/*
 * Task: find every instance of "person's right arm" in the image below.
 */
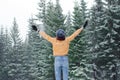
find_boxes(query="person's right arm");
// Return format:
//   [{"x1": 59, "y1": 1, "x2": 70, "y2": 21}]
[
  {"x1": 31, "y1": 25, "x2": 54, "y2": 43},
  {"x1": 39, "y1": 31, "x2": 54, "y2": 43}
]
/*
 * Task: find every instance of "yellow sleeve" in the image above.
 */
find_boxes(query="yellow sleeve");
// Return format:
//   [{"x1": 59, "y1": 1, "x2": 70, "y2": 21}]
[
  {"x1": 39, "y1": 31, "x2": 54, "y2": 43},
  {"x1": 66, "y1": 27, "x2": 83, "y2": 41}
]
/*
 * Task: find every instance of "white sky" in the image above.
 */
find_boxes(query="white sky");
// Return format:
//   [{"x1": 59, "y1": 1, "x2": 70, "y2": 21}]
[{"x1": 0, "y1": 0, "x2": 94, "y2": 40}]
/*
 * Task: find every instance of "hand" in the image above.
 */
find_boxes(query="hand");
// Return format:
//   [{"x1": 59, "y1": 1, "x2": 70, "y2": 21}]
[
  {"x1": 83, "y1": 20, "x2": 88, "y2": 29},
  {"x1": 31, "y1": 25, "x2": 40, "y2": 32}
]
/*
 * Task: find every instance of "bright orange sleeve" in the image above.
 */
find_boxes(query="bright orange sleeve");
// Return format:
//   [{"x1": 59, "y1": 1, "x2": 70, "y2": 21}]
[
  {"x1": 66, "y1": 27, "x2": 83, "y2": 41},
  {"x1": 39, "y1": 31, "x2": 54, "y2": 43}
]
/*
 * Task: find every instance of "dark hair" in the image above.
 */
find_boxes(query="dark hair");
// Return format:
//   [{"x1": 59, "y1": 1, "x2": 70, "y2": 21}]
[{"x1": 56, "y1": 29, "x2": 65, "y2": 40}]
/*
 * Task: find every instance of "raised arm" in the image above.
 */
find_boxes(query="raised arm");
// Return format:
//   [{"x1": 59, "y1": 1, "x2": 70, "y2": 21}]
[
  {"x1": 66, "y1": 20, "x2": 88, "y2": 41},
  {"x1": 66, "y1": 27, "x2": 83, "y2": 41},
  {"x1": 39, "y1": 31, "x2": 54, "y2": 43},
  {"x1": 31, "y1": 25, "x2": 54, "y2": 43}
]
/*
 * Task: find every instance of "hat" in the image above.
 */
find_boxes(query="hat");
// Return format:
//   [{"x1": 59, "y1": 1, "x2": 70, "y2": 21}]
[{"x1": 56, "y1": 29, "x2": 65, "y2": 40}]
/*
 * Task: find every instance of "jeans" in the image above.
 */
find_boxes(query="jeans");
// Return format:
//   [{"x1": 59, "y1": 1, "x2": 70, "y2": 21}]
[{"x1": 54, "y1": 56, "x2": 69, "y2": 80}]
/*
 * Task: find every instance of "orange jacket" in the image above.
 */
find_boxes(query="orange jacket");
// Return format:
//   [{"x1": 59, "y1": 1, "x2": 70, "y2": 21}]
[{"x1": 39, "y1": 27, "x2": 83, "y2": 56}]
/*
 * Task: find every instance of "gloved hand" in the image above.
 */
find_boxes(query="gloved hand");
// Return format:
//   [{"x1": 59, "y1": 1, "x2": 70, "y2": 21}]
[
  {"x1": 31, "y1": 25, "x2": 40, "y2": 32},
  {"x1": 83, "y1": 20, "x2": 88, "y2": 29}
]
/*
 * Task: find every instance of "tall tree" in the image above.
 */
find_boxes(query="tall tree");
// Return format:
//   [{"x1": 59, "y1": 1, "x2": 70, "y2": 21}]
[
  {"x1": 2, "y1": 28, "x2": 12, "y2": 80},
  {"x1": 36, "y1": 0, "x2": 66, "y2": 79},
  {"x1": 25, "y1": 17, "x2": 45, "y2": 80},
  {"x1": 37, "y1": 0, "x2": 46, "y2": 22},
  {"x1": 44, "y1": 0, "x2": 65, "y2": 35},
  {"x1": 102, "y1": 0, "x2": 120, "y2": 79},
  {"x1": 64, "y1": 11, "x2": 73, "y2": 36},
  {"x1": 69, "y1": 0, "x2": 90, "y2": 79},
  {"x1": 87, "y1": 0, "x2": 120, "y2": 79},
  {"x1": 87, "y1": 0, "x2": 108, "y2": 79},
  {"x1": 7, "y1": 18, "x2": 24, "y2": 80},
  {"x1": 80, "y1": 0, "x2": 87, "y2": 22},
  {"x1": 0, "y1": 26, "x2": 6, "y2": 80}
]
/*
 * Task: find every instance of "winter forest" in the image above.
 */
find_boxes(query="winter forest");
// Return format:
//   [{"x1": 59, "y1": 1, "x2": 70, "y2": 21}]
[{"x1": 0, "y1": 0, "x2": 120, "y2": 80}]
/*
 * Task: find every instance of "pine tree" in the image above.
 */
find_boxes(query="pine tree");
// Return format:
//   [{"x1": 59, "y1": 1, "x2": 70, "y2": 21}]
[
  {"x1": 69, "y1": 0, "x2": 91, "y2": 79},
  {"x1": 7, "y1": 18, "x2": 24, "y2": 80},
  {"x1": 87, "y1": 0, "x2": 108, "y2": 79},
  {"x1": 37, "y1": 1, "x2": 54, "y2": 79},
  {"x1": 102, "y1": 0, "x2": 120, "y2": 79},
  {"x1": 87, "y1": 0, "x2": 120, "y2": 79},
  {"x1": 36, "y1": 0, "x2": 66, "y2": 79},
  {"x1": 80, "y1": 0, "x2": 87, "y2": 22},
  {"x1": 0, "y1": 26, "x2": 6, "y2": 80},
  {"x1": 37, "y1": 0, "x2": 46, "y2": 22},
  {"x1": 44, "y1": 0, "x2": 65, "y2": 35},
  {"x1": 2, "y1": 28, "x2": 12, "y2": 80},
  {"x1": 69, "y1": 1, "x2": 82, "y2": 79},
  {"x1": 64, "y1": 11, "x2": 73, "y2": 36},
  {"x1": 24, "y1": 17, "x2": 44, "y2": 80}
]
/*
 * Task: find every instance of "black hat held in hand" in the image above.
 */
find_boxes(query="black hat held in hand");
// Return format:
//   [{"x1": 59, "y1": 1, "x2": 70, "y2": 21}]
[
  {"x1": 83, "y1": 20, "x2": 88, "y2": 28},
  {"x1": 32, "y1": 25, "x2": 38, "y2": 31}
]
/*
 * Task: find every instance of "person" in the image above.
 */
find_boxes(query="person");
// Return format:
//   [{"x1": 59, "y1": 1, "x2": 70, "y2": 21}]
[{"x1": 31, "y1": 20, "x2": 88, "y2": 80}]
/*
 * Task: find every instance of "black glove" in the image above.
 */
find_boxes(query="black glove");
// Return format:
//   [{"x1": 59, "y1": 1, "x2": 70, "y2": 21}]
[
  {"x1": 83, "y1": 20, "x2": 88, "y2": 28},
  {"x1": 31, "y1": 25, "x2": 38, "y2": 31}
]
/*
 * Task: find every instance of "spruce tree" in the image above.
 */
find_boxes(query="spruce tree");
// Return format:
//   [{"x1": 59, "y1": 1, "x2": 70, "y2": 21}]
[
  {"x1": 7, "y1": 18, "x2": 24, "y2": 80},
  {"x1": 87, "y1": 0, "x2": 108, "y2": 79},
  {"x1": 64, "y1": 11, "x2": 73, "y2": 36},
  {"x1": 87, "y1": 0, "x2": 120, "y2": 79},
  {"x1": 0, "y1": 26, "x2": 6, "y2": 80},
  {"x1": 2, "y1": 28, "x2": 12, "y2": 80},
  {"x1": 36, "y1": 0, "x2": 66, "y2": 79},
  {"x1": 69, "y1": 0, "x2": 90, "y2": 79},
  {"x1": 25, "y1": 17, "x2": 44, "y2": 80},
  {"x1": 101, "y1": 0, "x2": 120, "y2": 79},
  {"x1": 80, "y1": 0, "x2": 87, "y2": 22}
]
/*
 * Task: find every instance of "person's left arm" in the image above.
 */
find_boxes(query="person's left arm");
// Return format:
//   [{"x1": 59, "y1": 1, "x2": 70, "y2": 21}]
[
  {"x1": 66, "y1": 20, "x2": 88, "y2": 41},
  {"x1": 66, "y1": 27, "x2": 83, "y2": 41}
]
